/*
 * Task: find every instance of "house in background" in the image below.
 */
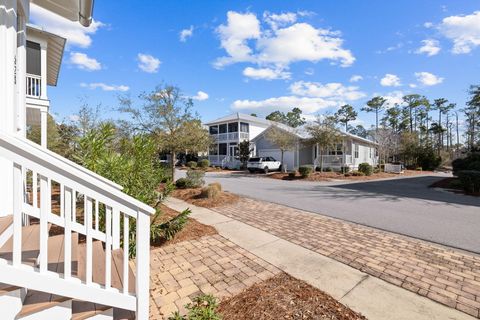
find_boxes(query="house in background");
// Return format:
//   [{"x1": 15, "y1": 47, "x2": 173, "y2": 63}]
[
  {"x1": 252, "y1": 126, "x2": 378, "y2": 171},
  {"x1": 205, "y1": 113, "x2": 378, "y2": 170},
  {"x1": 205, "y1": 113, "x2": 291, "y2": 168},
  {"x1": 0, "y1": 1, "x2": 153, "y2": 319}
]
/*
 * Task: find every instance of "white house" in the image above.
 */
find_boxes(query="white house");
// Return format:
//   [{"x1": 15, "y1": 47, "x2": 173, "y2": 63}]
[
  {"x1": 204, "y1": 112, "x2": 292, "y2": 168},
  {"x1": 205, "y1": 113, "x2": 378, "y2": 171},
  {"x1": 252, "y1": 126, "x2": 378, "y2": 171},
  {"x1": 0, "y1": 1, "x2": 153, "y2": 319}
]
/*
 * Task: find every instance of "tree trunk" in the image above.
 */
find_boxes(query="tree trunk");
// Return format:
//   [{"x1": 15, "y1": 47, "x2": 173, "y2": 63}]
[
  {"x1": 170, "y1": 151, "x2": 176, "y2": 181},
  {"x1": 281, "y1": 149, "x2": 287, "y2": 173}
]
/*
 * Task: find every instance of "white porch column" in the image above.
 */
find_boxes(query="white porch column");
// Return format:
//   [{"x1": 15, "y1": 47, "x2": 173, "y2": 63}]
[
  {"x1": 40, "y1": 108, "x2": 47, "y2": 148},
  {"x1": 0, "y1": 0, "x2": 19, "y2": 217},
  {"x1": 16, "y1": 8, "x2": 26, "y2": 137},
  {"x1": 40, "y1": 43, "x2": 47, "y2": 100}
]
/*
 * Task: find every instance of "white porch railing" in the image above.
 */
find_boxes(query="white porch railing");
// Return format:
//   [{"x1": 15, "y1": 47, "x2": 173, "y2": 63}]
[
  {"x1": 26, "y1": 73, "x2": 42, "y2": 98},
  {"x1": 0, "y1": 132, "x2": 154, "y2": 319},
  {"x1": 239, "y1": 132, "x2": 249, "y2": 141},
  {"x1": 314, "y1": 154, "x2": 353, "y2": 168}
]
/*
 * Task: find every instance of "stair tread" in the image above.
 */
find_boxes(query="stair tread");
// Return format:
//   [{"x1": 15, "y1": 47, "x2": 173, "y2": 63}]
[
  {"x1": 77, "y1": 242, "x2": 135, "y2": 294},
  {"x1": 0, "y1": 215, "x2": 13, "y2": 235},
  {"x1": 0, "y1": 224, "x2": 42, "y2": 266},
  {"x1": 0, "y1": 283, "x2": 20, "y2": 295},
  {"x1": 71, "y1": 300, "x2": 111, "y2": 320}
]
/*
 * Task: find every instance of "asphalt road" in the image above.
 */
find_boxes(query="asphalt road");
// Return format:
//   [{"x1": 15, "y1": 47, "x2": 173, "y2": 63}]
[{"x1": 177, "y1": 170, "x2": 480, "y2": 253}]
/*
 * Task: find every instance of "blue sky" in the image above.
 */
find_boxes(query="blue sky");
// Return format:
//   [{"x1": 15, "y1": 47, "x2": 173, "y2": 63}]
[{"x1": 31, "y1": 1, "x2": 480, "y2": 128}]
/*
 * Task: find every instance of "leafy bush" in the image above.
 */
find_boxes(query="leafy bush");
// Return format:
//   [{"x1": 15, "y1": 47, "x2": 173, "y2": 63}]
[
  {"x1": 457, "y1": 170, "x2": 480, "y2": 194},
  {"x1": 351, "y1": 170, "x2": 365, "y2": 176},
  {"x1": 373, "y1": 167, "x2": 381, "y2": 174},
  {"x1": 341, "y1": 166, "x2": 350, "y2": 174},
  {"x1": 151, "y1": 208, "x2": 191, "y2": 243},
  {"x1": 185, "y1": 170, "x2": 205, "y2": 188},
  {"x1": 358, "y1": 163, "x2": 373, "y2": 176},
  {"x1": 298, "y1": 165, "x2": 313, "y2": 178},
  {"x1": 187, "y1": 161, "x2": 197, "y2": 169},
  {"x1": 325, "y1": 167, "x2": 333, "y2": 172},
  {"x1": 417, "y1": 147, "x2": 441, "y2": 171},
  {"x1": 452, "y1": 153, "x2": 480, "y2": 175},
  {"x1": 175, "y1": 178, "x2": 189, "y2": 189},
  {"x1": 288, "y1": 171, "x2": 297, "y2": 178},
  {"x1": 169, "y1": 294, "x2": 221, "y2": 320},
  {"x1": 208, "y1": 182, "x2": 222, "y2": 192},
  {"x1": 198, "y1": 159, "x2": 210, "y2": 168}
]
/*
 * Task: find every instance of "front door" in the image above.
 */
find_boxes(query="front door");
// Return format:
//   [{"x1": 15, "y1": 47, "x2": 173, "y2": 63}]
[{"x1": 229, "y1": 144, "x2": 238, "y2": 159}]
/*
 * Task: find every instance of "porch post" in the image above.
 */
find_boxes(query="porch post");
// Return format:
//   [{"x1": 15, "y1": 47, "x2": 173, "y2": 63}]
[
  {"x1": 40, "y1": 43, "x2": 47, "y2": 100},
  {"x1": 0, "y1": 0, "x2": 19, "y2": 217},
  {"x1": 16, "y1": 10, "x2": 26, "y2": 137},
  {"x1": 40, "y1": 108, "x2": 47, "y2": 147}
]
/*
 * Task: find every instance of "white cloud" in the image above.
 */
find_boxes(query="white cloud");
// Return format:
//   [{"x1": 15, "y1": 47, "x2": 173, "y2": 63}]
[
  {"x1": 263, "y1": 11, "x2": 297, "y2": 30},
  {"x1": 289, "y1": 81, "x2": 366, "y2": 100},
  {"x1": 243, "y1": 67, "x2": 291, "y2": 80},
  {"x1": 415, "y1": 39, "x2": 441, "y2": 56},
  {"x1": 380, "y1": 74, "x2": 401, "y2": 87},
  {"x1": 192, "y1": 91, "x2": 209, "y2": 101},
  {"x1": 232, "y1": 81, "x2": 365, "y2": 114},
  {"x1": 409, "y1": 83, "x2": 417, "y2": 88},
  {"x1": 214, "y1": 11, "x2": 355, "y2": 73},
  {"x1": 414, "y1": 72, "x2": 444, "y2": 86},
  {"x1": 350, "y1": 75, "x2": 363, "y2": 82},
  {"x1": 381, "y1": 91, "x2": 405, "y2": 107},
  {"x1": 137, "y1": 53, "x2": 161, "y2": 73},
  {"x1": 424, "y1": 22, "x2": 434, "y2": 28},
  {"x1": 80, "y1": 82, "x2": 129, "y2": 92},
  {"x1": 69, "y1": 52, "x2": 101, "y2": 71},
  {"x1": 180, "y1": 26, "x2": 194, "y2": 42},
  {"x1": 30, "y1": 4, "x2": 104, "y2": 48},
  {"x1": 437, "y1": 11, "x2": 480, "y2": 54},
  {"x1": 304, "y1": 68, "x2": 314, "y2": 75}
]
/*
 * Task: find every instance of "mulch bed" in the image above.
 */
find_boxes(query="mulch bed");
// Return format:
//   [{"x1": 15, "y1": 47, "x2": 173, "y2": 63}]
[
  {"x1": 430, "y1": 177, "x2": 479, "y2": 196},
  {"x1": 218, "y1": 273, "x2": 367, "y2": 320},
  {"x1": 151, "y1": 204, "x2": 218, "y2": 247},
  {"x1": 269, "y1": 170, "x2": 433, "y2": 182},
  {"x1": 172, "y1": 188, "x2": 239, "y2": 208}
]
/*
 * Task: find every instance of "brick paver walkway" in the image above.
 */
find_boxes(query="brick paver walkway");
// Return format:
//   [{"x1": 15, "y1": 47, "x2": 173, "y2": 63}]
[
  {"x1": 213, "y1": 198, "x2": 480, "y2": 318},
  {"x1": 149, "y1": 234, "x2": 280, "y2": 319}
]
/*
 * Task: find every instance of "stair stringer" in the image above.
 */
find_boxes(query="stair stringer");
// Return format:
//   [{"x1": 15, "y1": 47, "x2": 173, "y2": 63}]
[{"x1": 0, "y1": 287, "x2": 27, "y2": 319}]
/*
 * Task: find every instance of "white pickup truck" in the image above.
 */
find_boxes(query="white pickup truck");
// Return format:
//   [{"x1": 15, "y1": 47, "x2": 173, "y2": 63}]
[{"x1": 247, "y1": 157, "x2": 282, "y2": 173}]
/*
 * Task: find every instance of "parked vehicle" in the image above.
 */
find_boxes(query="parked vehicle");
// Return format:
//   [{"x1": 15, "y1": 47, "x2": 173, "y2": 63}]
[{"x1": 247, "y1": 157, "x2": 282, "y2": 173}]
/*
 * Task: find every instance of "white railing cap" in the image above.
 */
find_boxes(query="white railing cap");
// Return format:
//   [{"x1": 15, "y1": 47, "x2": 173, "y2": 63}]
[{"x1": 0, "y1": 131, "x2": 155, "y2": 215}]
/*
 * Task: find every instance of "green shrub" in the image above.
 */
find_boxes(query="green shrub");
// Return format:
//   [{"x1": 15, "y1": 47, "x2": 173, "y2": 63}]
[
  {"x1": 452, "y1": 153, "x2": 480, "y2": 175},
  {"x1": 351, "y1": 170, "x2": 365, "y2": 176},
  {"x1": 416, "y1": 167, "x2": 423, "y2": 171},
  {"x1": 198, "y1": 159, "x2": 210, "y2": 168},
  {"x1": 298, "y1": 165, "x2": 313, "y2": 178},
  {"x1": 457, "y1": 170, "x2": 480, "y2": 194},
  {"x1": 288, "y1": 171, "x2": 297, "y2": 178},
  {"x1": 175, "y1": 178, "x2": 189, "y2": 189},
  {"x1": 325, "y1": 167, "x2": 333, "y2": 172},
  {"x1": 208, "y1": 182, "x2": 222, "y2": 192},
  {"x1": 185, "y1": 170, "x2": 205, "y2": 188},
  {"x1": 358, "y1": 163, "x2": 373, "y2": 176},
  {"x1": 417, "y1": 147, "x2": 441, "y2": 171},
  {"x1": 341, "y1": 166, "x2": 350, "y2": 174},
  {"x1": 187, "y1": 161, "x2": 197, "y2": 169},
  {"x1": 169, "y1": 294, "x2": 221, "y2": 320},
  {"x1": 315, "y1": 166, "x2": 322, "y2": 172},
  {"x1": 151, "y1": 208, "x2": 190, "y2": 243},
  {"x1": 373, "y1": 167, "x2": 381, "y2": 174}
]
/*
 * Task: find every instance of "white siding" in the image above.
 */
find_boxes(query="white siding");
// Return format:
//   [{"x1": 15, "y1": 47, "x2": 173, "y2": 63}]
[{"x1": 249, "y1": 123, "x2": 269, "y2": 140}]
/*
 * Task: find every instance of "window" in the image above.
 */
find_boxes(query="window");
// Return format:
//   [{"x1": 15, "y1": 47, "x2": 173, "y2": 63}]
[
  {"x1": 26, "y1": 41, "x2": 41, "y2": 76},
  {"x1": 209, "y1": 144, "x2": 218, "y2": 155},
  {"x1": 228, "y1": 122, "x2": 238, "y2": 132},
  {"x1": 240, "y1": 122, "x2": 249, "y2": 133},
  {"x1": 354, "y1": 144, "x2": 359, "y2": 158},
  {"x1": 209, "y1": 125, "x2": 218, "y2": 135},
  {"x1": 219, "y1": 124, "x2": 227, "y2": 134},
  {"x1": 328, "y1": 143, "x2": 343, "y2": 155},
  {"x1": 219, "y1": 143, "x2": 227, "y2": 155}
]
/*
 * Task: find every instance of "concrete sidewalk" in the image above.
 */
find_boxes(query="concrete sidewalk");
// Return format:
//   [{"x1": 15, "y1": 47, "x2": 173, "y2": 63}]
[{"x1": 165, "y1": 197, "x2": 474, "y2": 320}]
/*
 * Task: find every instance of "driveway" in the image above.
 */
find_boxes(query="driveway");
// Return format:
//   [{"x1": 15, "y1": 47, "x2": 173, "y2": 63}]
[{"x1": 176, "y1": 170, "x2": 480, "y2": 253}]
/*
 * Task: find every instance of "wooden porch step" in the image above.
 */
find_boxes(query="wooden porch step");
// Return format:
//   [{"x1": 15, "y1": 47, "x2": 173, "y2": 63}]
[
  {"x1": 0, "y1": 215, "x2": 13, "y2": 235},
  {"x1": 16, "y1": 232, "x2": 79, "y2": 318},
  {"x1": 0, "y1": 283, "x2": 20, "y2": 296},
  {"x1": 71, "y1": 300, "x2": 111, "y2": 320},
  {"x1": 0, "y1": 224, "x2": 46, "y2": 266}
]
